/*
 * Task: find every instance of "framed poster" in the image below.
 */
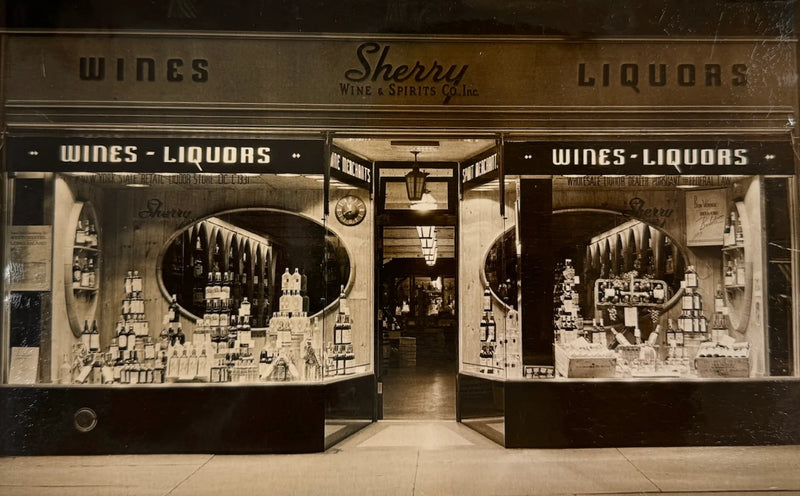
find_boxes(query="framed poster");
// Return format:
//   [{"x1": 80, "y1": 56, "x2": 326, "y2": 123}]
[
  {"x1": 685, "y1": 188, "x2": 727, "y2": 246},
  {"x1": 7, "y1": 225, "x2": 52, "y2": 291}
]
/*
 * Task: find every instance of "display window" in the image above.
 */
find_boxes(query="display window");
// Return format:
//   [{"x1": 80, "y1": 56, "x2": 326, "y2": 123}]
[
  {"x1": 2, "y1": 140, "x2": 374, "y2": 387},
  {"x1": 462, "y1": 169, "x2": 796, "y2": 382}
]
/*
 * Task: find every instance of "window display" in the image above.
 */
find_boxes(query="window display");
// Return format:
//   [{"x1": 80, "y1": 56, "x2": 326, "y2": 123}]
[
  {"x1": 7, "y1": 171, "x2": 373, "y2": 386},
  {"x1": 465, "y1": 174, "x2": 794, "y2": 382}
]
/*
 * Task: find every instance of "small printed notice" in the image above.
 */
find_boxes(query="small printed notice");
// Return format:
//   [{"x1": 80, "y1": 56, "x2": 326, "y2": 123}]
[
  {"x1": 685, "y1": 189, "x2": 726, "y2": 246},
  {"x1": 7, "y1": 226, "x2": 52, "y2": 291},
  {"x1": 9, "y1": 347, "x2": 39, "y2": 384},
  {"x1": 624, "y1": 307, "x2": 638, "y2": 327}
]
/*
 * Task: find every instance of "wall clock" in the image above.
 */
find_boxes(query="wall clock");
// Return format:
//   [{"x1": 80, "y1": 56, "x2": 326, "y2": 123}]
[{"x1": 335, "y1": 195, "x2": 367, "y2": 226}]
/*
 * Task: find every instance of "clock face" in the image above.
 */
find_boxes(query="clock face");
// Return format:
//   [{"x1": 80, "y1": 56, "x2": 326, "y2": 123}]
[{"x1": 335, "y1": 195, "x2": 367, "y2": 226}]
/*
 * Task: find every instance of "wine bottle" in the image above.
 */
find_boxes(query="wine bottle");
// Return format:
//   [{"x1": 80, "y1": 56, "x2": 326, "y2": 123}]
[
  {"x1": 81, "y1": 320, "x2": 91, "y2": 350},
  {"x1": 610, "y1": 327, "x2": 631, "y2": 346},
  {"x1": 647, "y1": 324, "x2": 661, "y2": 346},
  {"x1": 72, "y1": 256, "x2": 82, "y2": 283}
]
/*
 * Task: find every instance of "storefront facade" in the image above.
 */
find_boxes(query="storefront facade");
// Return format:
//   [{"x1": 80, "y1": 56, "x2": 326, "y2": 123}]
[{"x1": 2, "y1": 2, "x2": 799, "y2": 454}]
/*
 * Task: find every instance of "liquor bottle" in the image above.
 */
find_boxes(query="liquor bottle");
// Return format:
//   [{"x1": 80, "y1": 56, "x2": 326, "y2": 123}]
[
  {"x1": 124, "y1": 270, "x2": 133, "y2": 295},
  {"x1": 193, "y1": 237, "x2": 204, "y2": 278},
  {"x1": 341, "y1": 315, "x2": 353, "y2": 344},
  {"x1": 292, "y1": 268, "x2": 302, "y2": 292},
  {"x1": 132, "y1": 270, "x2": 143, "y2": 292},
  {"x1": 87, "y1": 222, "x2": 98, "y2": 247},
  {"x1": 682, "y1": 288, "x2": 694, "y2": 310},
  {"x1": 483, "y1": 286, "x2": 492, "y2": 313},
  {"x1": 714, "y1": 284, "x2": 725, "y2": 311},
  {"x1": 487, "y1": 314, "x2": 497, "y2": 343},
  {"x1": 197, "y1": 348, "x2": 209, "y2": 382},
  {"x1": 734, "y1": 212, "x2": 744, "y2": 245},
  {"x1": 187, "y1": 348, "x2": 199, "y2": 380},
  {"x1": 88, "y1": 320, "x2": 100, "y2": 351},
  {"x1": 165, "y1": 349, "x2": 179, "y2": 380},
  {"x1": 634, "y1": 327, "x2": 642, "y2": 345},
  {"x1": 215, "y1": 271, "x2": 224, "y2": 300},
  {"x1": 125, "y1": 323, "x2": 136, "y2": 353},
  {"x1": 240, "y1": 297, "x2": 251, "y2": 317},
  {"x1": 692, "y1": 290, "x2": 702, "y2": 311},
  {"x1": 609, "y1": 327, "x2": 631, "y2": 346},
  {"x1": 80, "y1": 258, "x2": 91, "y2": 288},
  {"x1": 698, "y1": 314, "x2": 708, "y2": 333},
  {"x1": 158, "y1": 324, "x2": 169, "y2": 349},
  {"x1": 646, "y1": 324, "x2": 661, "y2": 346},
  {"x1": 175, "y1": 323, "x2": 186, "y2": 345},
  {"x1": 723, "y1": 214, "x2": 733, "y2": 246},
  {"x1": 724, "y1": 262, "x2": 735, "y2": 286},
  {"x1": 221, "y1": 272, "x2": 231, "y2": 300},
  {"x1": 684, "y1": 265, "x2": 698, "y2": 288},
  {"x1": 735, "y1": 258, "x2": 746, "y2": 286},
  {"x1": 75, "y1": 220, "x2": 85, "y2": 245},
  {"x1": 281, "y1": 268, "x2": 292, "y2": 291},
  {"x1": 59, "y1": 353, "x2": 72, "y2": 384},
  {"x1": 117, "y1": 319, "x2": 128, "y2": 351},
  {"x1": 87, "y1": 258, "x2": 96, "y2": 288},
  {"x1": 480, "y1": 313, "x2": 489, "y2": 342},
  {"x1": 72, "y1": 256, "x2": 82, "y2": 283},
  {"x1": 81, "y1": 320, "x2": 92, "y2": 350},
  {"x1": 665, "y1": 254, "x2": 674, "y2": 275}
]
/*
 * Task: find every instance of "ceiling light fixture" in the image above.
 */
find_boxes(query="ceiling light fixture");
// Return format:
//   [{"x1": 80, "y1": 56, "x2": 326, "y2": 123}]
[{"x1": 405, "y1": 151, "x2": 428, "y2": 202}]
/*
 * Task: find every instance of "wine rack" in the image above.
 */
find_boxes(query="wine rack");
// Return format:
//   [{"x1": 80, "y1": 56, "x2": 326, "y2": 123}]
[{"x1": 64, "y1": 201, "x2": 101, "y2": 338}]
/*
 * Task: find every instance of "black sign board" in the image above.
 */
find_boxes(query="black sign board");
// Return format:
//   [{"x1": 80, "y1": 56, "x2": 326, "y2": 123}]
[
  {"x1": 460, "y1": 147, "x2": 499, "y2": 189},
  {"x1": 505, "y1": 140, "x2": 796, "y2": 176},
  {"x1": 329, "y1": 146, "x2": 372, "y2": 189},
  {"x1": 6, "y1": 137, "x2": 326, "y2": 174}
]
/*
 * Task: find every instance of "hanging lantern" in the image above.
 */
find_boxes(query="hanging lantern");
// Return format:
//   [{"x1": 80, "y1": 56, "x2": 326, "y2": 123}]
[{"x1": 404, "y1": 151, "x2": 428, "y2": 202}]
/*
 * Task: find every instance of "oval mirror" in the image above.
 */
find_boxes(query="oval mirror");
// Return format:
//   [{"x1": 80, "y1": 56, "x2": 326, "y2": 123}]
[
  {"x1": 483, "y1": 209, "x2": 687, "y2": 316},
  {"x1": 158, "y1": 209, "x2": 350, "y2": 326}
]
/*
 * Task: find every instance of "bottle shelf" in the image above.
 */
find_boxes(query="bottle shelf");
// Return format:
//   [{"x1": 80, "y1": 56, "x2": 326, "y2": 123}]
[
  {"x1": 721, "y1": 245, "x2": 744, "y2": 252},
  {"x1": 72, "y1": 284, "x2": 99, "y2": 291},
  {"x1": 73, "y1": 245, "x2": 100, "y2": 253},
  {"x1": 596, "y1": 302, "x2": 663, "y2": 308},
  {"x1": 65, "y1": 201, "x2": 102, "y2": 338}
]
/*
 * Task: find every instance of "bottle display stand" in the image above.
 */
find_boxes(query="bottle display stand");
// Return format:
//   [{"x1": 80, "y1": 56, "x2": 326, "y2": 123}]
[{"x1": 64, "y1": 201, "x2": 101, "y2": 338}]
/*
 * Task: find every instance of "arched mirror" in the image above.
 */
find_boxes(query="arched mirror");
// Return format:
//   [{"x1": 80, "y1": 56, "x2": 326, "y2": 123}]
[
  {"x1": 483, "y1": 209, "x2": 688, "y2": 316},
  {"x1": 158, "y1": 209, "x2": 351, "y2": 326}
]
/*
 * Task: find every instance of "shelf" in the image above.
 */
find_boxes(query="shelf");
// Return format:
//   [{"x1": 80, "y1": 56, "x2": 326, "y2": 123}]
[
  {"x1": 724, "y1": 285, "x2": 746, "y2": 290},
  {"x1": 73, "y1": 245, "x2": 99, "y2": 252},
  {"x1": 72, "y1": 284, "x2": 99, "y2": 291},
  {"x1": 596, "y1": 302, "x2": 664, "y2": 308},
  {"x1": 721, "y1": 245, "x2": 744, "y2": 252}
]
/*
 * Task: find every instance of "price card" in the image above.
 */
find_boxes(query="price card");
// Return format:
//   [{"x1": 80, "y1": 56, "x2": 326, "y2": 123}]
[
  {"x1": 9, "y1": 347, "x2": 39, "y2": 384},
  {"x1": 624, "y1": 307, "x2": 638, "y2": 327}
]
